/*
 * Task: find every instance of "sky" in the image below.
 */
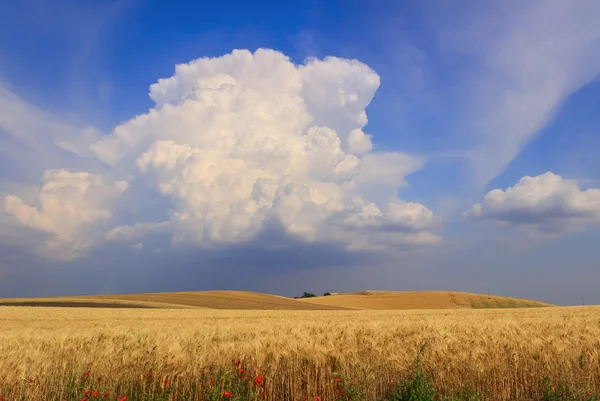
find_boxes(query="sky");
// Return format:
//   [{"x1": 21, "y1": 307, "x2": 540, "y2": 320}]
[{"x1": 0, "y1": 0, "x2": 599, "y2": 306}]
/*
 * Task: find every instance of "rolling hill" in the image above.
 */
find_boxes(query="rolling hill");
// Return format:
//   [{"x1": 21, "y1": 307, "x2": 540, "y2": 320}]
[
  {"x1": 0, "y1": 291, "x2": 348, "y2": 310},
  {"x1": 299, "y1": 290, "x2": 552, "y2": 309},
  {"x1": 0, "y1": 290, "x2": 552, "y2": 310}
]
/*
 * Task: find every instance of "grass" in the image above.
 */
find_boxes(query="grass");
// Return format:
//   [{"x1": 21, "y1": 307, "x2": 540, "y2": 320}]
[{"x1": 0, "y1": 305, "x2": 597, "y2": 400}]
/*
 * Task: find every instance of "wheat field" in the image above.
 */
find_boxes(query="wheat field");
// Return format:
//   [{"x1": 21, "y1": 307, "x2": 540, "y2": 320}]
[
  {"x1": 0, "y1": 305, "x2": 599, "y2": 400},
  {"x1": 300, "y1": 290, "x2": 552, "y2": 309},
  {"x1": 0, "y1": 290, "x2": 550, "y2": 310}
]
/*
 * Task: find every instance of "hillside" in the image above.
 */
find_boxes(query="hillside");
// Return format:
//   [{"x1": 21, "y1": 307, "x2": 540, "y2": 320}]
[
  {"x1": 299, "y1": 290, "x2": 553, "y2": 309},
  {"x1": 89, "y1": 290, "x2": 349, "y2": 310},
  {"x1": 0, "y1": 290, "x2": 552, "y2": 310},
  {"x1": 0, "y1": 291, "x2": 348, "y2": 310},
  {"x1": 0, "y1": 297, "x2": 187, "y2": 309}
]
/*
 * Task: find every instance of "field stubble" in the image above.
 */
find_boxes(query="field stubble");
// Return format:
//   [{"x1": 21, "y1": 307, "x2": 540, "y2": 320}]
[{"x1": 0, "y1": 306, "x2": 599, "y2": 400}]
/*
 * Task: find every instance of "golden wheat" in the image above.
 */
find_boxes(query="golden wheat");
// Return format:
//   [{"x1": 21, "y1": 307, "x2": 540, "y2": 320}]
[
  {"x1": 0, "y1": 291, "x2": 348, "y2": 310},
  {"x1": 0, "y1": 306, "x2": 598, "y2": 400},
  {"x1": 300, "y1": 290, "x2": 552, "y2": 309}
]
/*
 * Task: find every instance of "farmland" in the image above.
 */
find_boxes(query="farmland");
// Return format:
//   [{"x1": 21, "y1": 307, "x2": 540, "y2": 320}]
[
  {"x1": 0, "y1": 290, "x2": 550, "y2": 310},
  {"x1": 0, "y1": 303, "x2": 598, "y2": 400},
  {"x1": 301, "y1": 290, "x2": 552, "y2": 309},
  {"x1": 0, "y1": 290, "x2": 346, "y2": 310}
]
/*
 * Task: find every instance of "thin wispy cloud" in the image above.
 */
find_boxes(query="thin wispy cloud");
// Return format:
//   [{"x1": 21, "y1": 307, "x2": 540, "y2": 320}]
[
  {"x1": 436, "y1": 0, "x2": 600, "y2": 185},
  {"x1": 0, "y1": 84, "x2": 102, "y2": 180}
]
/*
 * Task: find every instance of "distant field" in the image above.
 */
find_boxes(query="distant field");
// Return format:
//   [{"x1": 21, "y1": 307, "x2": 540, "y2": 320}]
[
  {"x1": 0, "y1": 289, "x2": 551, "y2": 310},
  {"x1": 0, "y1": 296, "x2": 192, "y2": 309},
  {"x1": 300, "y1": 290, "x2": 552, "y2": 309},
  {"x1": 0, "y1": 306, "x2": 597, "y2": 401},
  {"x1": 0, "y1": 290, "x2": 348, "y2": 310}
]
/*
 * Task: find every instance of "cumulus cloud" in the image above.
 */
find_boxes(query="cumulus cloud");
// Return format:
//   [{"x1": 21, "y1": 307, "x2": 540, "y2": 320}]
[
  {"x1": 345, "y1": 199, "x2": 440, "y2": 232},
  {"x1": 5, "y1": 49, "x2": 440, "y2": 259},
  {"x1": 465, "y1": 172, "x2": 600, "y2": 234},
  {"x1": 3, "y1": 170, "x2": 127, "y2": 259},
  {"x1": 104, "y1": 221, "x2": 171, "y2": 243}
]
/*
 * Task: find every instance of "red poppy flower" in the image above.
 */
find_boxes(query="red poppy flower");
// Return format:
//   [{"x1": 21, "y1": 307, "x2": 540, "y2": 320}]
[
  {"x1": 335, "y1": 377, "x2": 341, "y2": 383},
  {"x1": 255, "y1": 376, "x2": 263, "y2": 386},
  {"x1": 119, "y1": 397, "x2": 127, "y2": 401},
  {"x1": 81, "y1": 398, "x2": 87, "y2": 401},
  {"x1": 201, "y1": 372, "x2": 205, "y2": 377},
  {"x1": 87, "y1": 370, "x2": 93, "y2": 376},
  {"x1": 239, "y1": 368, "x2": 245, "y2": 375},
  {"x1": 148, "y1": 373, "x2": 154, "y2": 379},
  {"x1": 223, "y1": 390, "x2": 234, "y2": 397},
  {"x1": 339, "y1": 389, "x2": 344, "y2": 395},
  {"x1": 233, "y1": 360, "x2": 241, "y2": 367},
  {"x1": 93, "y1": 391, "x2": 98, "y2": 397},
  {"x1": 85, "y1": 389, "x2": 90, "y2": 395},
  {"x1": 316, "y1": 396, "x2": 321, "y2": 401},
  {"x1": 259, "y1": 392, "x2": 265, "y2": 398},
  {"x1": 210, "y1": 378, "x2": 215, "y2": 385},
  {"x1": 104, "y1": 393, "x2": 108, "y2": 399},
  {"x1": 163, "y1": 379, "x2": 169, "y2": 386}
]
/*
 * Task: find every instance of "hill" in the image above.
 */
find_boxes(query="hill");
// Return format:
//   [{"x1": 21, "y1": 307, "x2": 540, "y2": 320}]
[
  {"x1": 0, "y1": 290, "x2": 348, "y2": 310},
  {"x1": 299, "y1": 290, "x2": 552, "y2": 309},
  {"x1": 0, "y1": 290, "x2": 552, "y2": 310},
  {"x1": 0, "y1": 297, "x2": 186, "y2": 309}
]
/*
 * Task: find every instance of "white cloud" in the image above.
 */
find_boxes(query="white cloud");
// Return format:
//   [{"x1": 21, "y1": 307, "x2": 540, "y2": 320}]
[
  {"x1": 99, "y1": 49, "x2": 437, "y2": 252},
  {"x1": 346, "y1": 129, "x2": 373, "y2": 155},
  {"x1": 345, "y1": 199, "x2": 440, "y2": 232},
  {"x1": 104, "y1": 221, "x2": 171, "y2": 243},
  {"x1": 351, "y1": 152, "x2": 425, "y2": 206},
  {"x1": 464, "y1": 172, "x2": 600, "y2": 234},
  {"x1": 5, "y1": 49, "x2": 440, "y2": 258},
  {"x1": 438, "y1": 0, "x2": 600, "y2": 185},
  {"x1": 3, "y1": 170, "x2": 127, "y2": 259}
]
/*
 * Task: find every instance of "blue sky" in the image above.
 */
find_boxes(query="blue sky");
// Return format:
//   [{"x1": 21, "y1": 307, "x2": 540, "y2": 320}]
[{"x1": 0, "y1": 0, "x2": 599, "y2": 305}]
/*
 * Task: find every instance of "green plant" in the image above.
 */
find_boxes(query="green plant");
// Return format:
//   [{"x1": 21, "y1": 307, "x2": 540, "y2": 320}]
[
  {"x1": 334, "y1": 376, "x2": 364, "y2": 401},
  {"x1": 540, "y1": 377, "x2": 597, "y2": 401},
  {"x1": 443, "y1": 386, "x2": 481, "y2": 401},
  {"x1": 390, "y1": 343, "x2": 437, "y2": 401}
]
